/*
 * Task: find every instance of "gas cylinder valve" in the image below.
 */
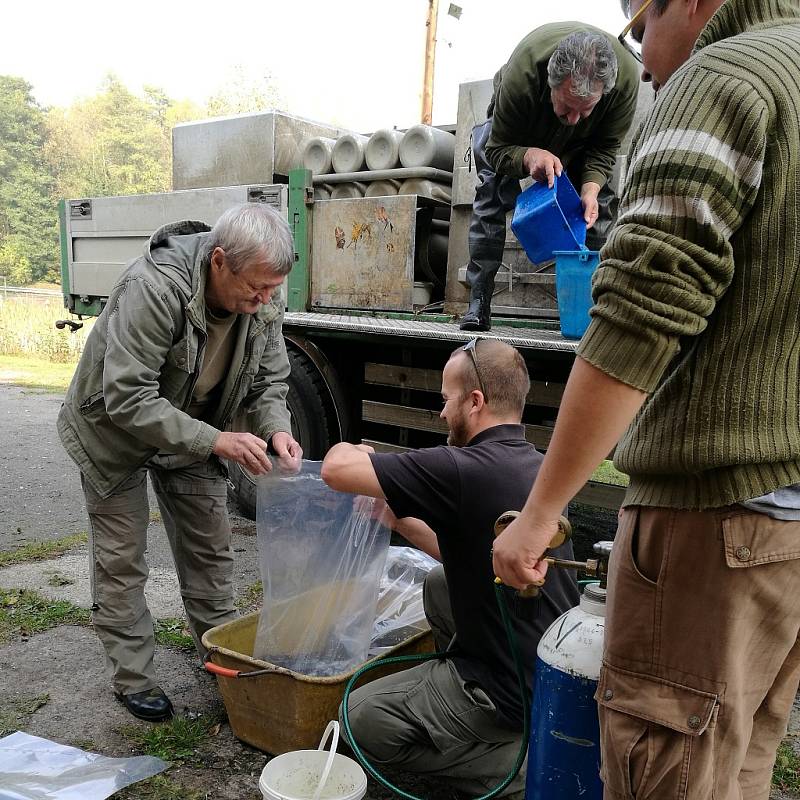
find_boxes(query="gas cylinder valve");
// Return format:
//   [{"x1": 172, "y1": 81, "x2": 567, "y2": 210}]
[{"x1": 494, "y1": 511, "x2": 614, "y2": 597}]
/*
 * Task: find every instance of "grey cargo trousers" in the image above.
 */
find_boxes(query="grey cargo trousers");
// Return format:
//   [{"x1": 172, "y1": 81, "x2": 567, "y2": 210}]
[
  {"x1": 81, "y1": 456, "x2": 237, "y2": 695},
  {"x1": 339, "y1": 566, "x2": 526, "y2": 798}
]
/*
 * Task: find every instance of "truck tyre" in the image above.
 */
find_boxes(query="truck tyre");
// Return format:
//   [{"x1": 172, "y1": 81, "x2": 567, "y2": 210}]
[{"x1": 227, "y1": 347, "x2": 336, "y2": 520}]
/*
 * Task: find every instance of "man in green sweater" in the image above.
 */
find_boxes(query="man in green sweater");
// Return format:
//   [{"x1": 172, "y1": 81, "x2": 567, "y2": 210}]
[
  {"x1": 493, "y1": 0, "x2": 800, "y2": 797},
  {"x1": 460, "y1": 23, "x2": 639, "y2": 331}
]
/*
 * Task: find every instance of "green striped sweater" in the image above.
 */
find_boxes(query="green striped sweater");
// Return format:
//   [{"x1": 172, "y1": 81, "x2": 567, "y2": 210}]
[{"x1": 578, "y1": 0, "x2": 800, "y2": 509}]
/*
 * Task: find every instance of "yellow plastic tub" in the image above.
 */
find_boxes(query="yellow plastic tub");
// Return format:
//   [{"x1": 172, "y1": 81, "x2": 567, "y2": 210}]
[{"x1": 202, "y1": 611, "x2": 433, "y2": 755}]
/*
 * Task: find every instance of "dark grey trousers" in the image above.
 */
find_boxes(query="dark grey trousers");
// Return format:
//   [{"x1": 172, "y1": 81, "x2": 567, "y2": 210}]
[{"x1": 339, "y1": 565, "x2": 526, "y2": 798}]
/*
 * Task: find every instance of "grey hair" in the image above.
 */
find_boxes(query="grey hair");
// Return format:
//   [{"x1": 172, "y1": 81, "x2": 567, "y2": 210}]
[
  {"x1": 206, "y1": 203, "x2": 294, "y2": 276},
  {"x1": 547, "y1": 31, "x2": 619, "y2": 97}
]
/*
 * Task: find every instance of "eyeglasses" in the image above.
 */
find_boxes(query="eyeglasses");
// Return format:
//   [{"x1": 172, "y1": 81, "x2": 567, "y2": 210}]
[
  {"x1": 617, "y1": 0, "x2": 657, "y2": 64},
  {"x1": 462, "y1": 338, "x2": 489, "y2": 403}
]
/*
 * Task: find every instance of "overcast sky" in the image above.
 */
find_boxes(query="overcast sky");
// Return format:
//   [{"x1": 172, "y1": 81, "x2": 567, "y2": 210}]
[{"x1": 4, "y1": 1, "x2": 628, "y2": 131}]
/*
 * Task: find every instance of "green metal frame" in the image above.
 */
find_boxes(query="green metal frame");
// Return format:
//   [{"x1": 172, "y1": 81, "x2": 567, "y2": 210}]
[
  {"x1": 285, "y1": 168, "x2": 558, "y2": 332},
  {"x1": 288, "y1": 168, "x2": 313, "y2": 312},
  {"x1": 58, "y1": 200, "x2": 70, "y2": 310},
  {"x1": 58, "y1": 198, "x2": 105, "y2": 318}
]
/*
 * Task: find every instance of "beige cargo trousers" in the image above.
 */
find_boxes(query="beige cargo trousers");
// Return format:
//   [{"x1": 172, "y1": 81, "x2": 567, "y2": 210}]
[
  {"x1": 598, "y1": 507, "x2": 800, "y2": 800},
  {"x1": 81, "y1": 456, "x2": 237, "y2": 695}
]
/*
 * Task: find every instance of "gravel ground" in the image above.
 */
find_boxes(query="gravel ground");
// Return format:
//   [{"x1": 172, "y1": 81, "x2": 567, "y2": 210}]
[{"x1": 0, "y1": 384, "x2": 797, "y2": 799}]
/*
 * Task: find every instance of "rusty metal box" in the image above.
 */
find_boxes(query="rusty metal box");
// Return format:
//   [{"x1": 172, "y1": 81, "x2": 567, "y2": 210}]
[{"x1": 310, "y1": 195, "x2": 422, "y2": 312}]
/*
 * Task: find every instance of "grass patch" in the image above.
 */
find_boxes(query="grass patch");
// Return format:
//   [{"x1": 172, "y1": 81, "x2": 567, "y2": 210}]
[
  {"x1": 115, "y1": 774, "x2": 205, "y2": 800},
  {"x1": 773, "y1": 740, "x2": 800, "y2": 793},
  {"x1": 0, "y1": 354, "x2": 78, "y2": 392},
  {"x1": 0, "y1": 532, "x2": 87, "y2": 568},
  {"x1": 0, "y1": 589, "x2": 90, "y2": 642},
  {"x1": 590, "y1": 460, "x2": 629, "y2": 486},
  {"x1": 0, "y1": 296, "x2": 93, "y2": 363},
  {"x1": 119, "y1": 713, "x2": 221, "y2": 764},
  {"x1": 46, "y1": 571, "x2": 75, "y2": 587},
  {"x1": 72, "y1": 738, "x2": 98, "y2": 752},
  {"x1": 235, "y1": 580, "x2": 262, "y2": 612},
  {"x1": 154, "y1": 618, "x2": 195, "y2": 651},
  {"x1": 0, "y1": 694, "x2": 49, "y2": 736}
]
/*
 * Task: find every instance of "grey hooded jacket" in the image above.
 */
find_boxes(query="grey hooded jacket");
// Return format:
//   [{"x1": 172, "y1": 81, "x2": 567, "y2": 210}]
[{"x1": 57, "y1": 220, "x2": 292, "y2": 498}]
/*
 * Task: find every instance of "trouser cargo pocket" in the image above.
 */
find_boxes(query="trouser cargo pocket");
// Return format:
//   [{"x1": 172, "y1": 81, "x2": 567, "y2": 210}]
[{"x1": 596, "y1": 663, "x2": 719, "y2": 799}]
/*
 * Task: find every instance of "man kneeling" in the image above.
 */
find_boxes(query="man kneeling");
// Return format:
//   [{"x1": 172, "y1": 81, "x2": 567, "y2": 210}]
[{"x1": 321, "y1": 339, "x2": 579, "y2": 797}]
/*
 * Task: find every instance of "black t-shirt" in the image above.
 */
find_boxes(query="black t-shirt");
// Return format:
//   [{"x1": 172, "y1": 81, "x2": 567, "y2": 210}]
[{"x1": 370, "y1": 423, "x2": 580, "y2": 729}]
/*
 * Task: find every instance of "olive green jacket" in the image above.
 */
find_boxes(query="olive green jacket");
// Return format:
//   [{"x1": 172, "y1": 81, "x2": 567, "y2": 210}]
[
  {"x1": 58, "y1": 220, "x2": 292, "y2": 498},
  {"x1": 485, "y1": 22, "x2": 640, "y2": 186}
]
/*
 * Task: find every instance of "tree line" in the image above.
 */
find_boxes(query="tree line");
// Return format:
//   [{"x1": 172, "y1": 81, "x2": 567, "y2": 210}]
[{"x1": 0, "y1": 71, "x2": 283, "y2": 285}]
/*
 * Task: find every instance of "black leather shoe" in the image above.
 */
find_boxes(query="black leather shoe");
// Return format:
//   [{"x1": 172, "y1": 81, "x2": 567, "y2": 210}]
[
  {"x1": 459, "y1": 295, "x2": 492, "y2": 331},
  {"x1": 115, "y1": 687, "x2": 174, "y2": 722}
]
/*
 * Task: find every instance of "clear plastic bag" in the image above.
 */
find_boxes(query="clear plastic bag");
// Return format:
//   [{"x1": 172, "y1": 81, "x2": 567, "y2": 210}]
[
  {"x1": 369, "y1": 546, "x2": 438, "y2": 658},
  {"x1": 254, "y1": 460, "x2": 391, "y2": 676},
  {"x1": 0, "y1": 731, "x2": 167, "y2": 800}
]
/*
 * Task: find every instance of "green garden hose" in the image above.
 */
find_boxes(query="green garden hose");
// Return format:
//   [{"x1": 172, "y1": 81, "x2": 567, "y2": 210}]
[{"x1": 341, "y1": 582, "x2": 530, "y2": 800}]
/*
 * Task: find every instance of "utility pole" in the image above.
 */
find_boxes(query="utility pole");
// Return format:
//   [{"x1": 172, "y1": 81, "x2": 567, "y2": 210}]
[{"x1": 421, "y1": 0, "x2": 439, "y2": 124}]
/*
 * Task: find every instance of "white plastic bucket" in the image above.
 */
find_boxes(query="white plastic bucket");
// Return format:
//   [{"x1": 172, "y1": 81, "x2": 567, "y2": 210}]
[{"x1": 259, "y1": 721, "x2": 367, "y2": 800}]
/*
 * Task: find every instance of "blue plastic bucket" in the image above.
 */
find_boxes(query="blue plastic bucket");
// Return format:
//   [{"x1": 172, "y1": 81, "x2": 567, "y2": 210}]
[
  {"x1": 511, "y1": 174, "x2": 587, "y2": 265},
  {"x1": 554, "y1": 250, "x2": 600, "y2": 339}
]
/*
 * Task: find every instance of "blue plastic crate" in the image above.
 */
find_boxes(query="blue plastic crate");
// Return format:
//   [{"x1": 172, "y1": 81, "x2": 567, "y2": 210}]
[
  {"x1": 511, "y1": 174, "x2": 587, "y2": 265},
  {"x1": 554, "y1": 249, "x2": 600, "y2": 339}
]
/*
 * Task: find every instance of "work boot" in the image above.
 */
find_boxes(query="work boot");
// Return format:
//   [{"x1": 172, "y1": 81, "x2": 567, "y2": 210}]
[
  {"x1": 115, "y1": 687, "x2": 174, "y2": 722},
  {"x1": 459, "y1": 290, "x2": 492, "y2": 331}
]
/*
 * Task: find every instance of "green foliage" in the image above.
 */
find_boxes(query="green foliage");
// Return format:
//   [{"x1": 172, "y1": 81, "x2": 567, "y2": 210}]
[
  {"x1": 0, "y1": 70, "x2": 288, "y2": 288},
  {"x1": 235, "y1": 580, "x2": 263, "y2": 613},
  {"x1": 0, "y1": 296, "x2": 93, "y2": 363},
  {"x1": 0, "y1": 694, "x2": 49, "y2": 736},
  {"x1": 206, "y1": 66, "x2": 285, "y2": 116},
  {"x1": 0, "y1": 589, "x2": 90, "y2": 642},
  {"x1": 115, "y1": 774, "x2": 205, "y2": 800},
  {"x1": 0, "y1": 354, "x2": 78, "y2": 392},
  {"x1": 0, "y1": 532, "x2": 87, "y2": 567},
  {"x1": 773, "y1": 740, "x2": 800, "y2": 792},
  {"x1": 154, "y1": 618, "x2": 195, "y2": 651},
  {"x1": 0, "y1": 77, "x2": 58, "y2": 283},
  {"x1": 120, "y1": 713, "x2": 221, "y2": 763},
  {"x1": 46, "y1": 74, "x2": 175, "y2": 199},
  {"x1": 590, "y1": 460, "x2": 630, "y2": 486}
]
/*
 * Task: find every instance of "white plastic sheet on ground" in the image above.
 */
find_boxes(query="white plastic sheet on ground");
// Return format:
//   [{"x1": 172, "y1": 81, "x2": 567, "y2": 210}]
[{"x1": 0, "y1": 731, "x2": 168, "y2": 800}]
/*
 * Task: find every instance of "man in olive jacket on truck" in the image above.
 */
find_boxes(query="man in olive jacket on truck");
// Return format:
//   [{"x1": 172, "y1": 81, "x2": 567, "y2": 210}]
[
  {"x1": 460, "y1": 23, "x2": 639, "y2": 331},
  {"x1": 58, "y1": 203, "x2": 302, "y2": 722}
]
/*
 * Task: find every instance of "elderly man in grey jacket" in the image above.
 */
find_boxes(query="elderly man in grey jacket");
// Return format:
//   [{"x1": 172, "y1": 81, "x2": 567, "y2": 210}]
[{"x1": 58, "y1": 203, "x2": 302, "y2": 722}]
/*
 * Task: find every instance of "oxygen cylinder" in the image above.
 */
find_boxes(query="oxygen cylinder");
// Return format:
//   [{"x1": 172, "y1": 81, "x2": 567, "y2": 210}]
[
  {"x1": 330, "y1": 182, "x2": 367, "y2": 199},
  {"x1": 526, "y1": 548, "x2": 610, "y2": 800},
  {"x1": 302, "y1": 137, "x2": 336, "y2": 175},
  {"x1": 332, "y1": 133, "x2": 369, "y2": 173}
]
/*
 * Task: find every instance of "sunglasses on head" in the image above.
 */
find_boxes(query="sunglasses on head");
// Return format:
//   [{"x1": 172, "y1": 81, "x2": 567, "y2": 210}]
[{"x1": 462, "y1": 338, "x2": 489, "y2": 403}]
